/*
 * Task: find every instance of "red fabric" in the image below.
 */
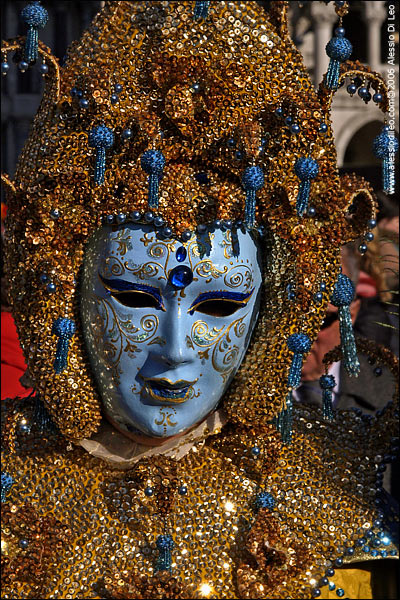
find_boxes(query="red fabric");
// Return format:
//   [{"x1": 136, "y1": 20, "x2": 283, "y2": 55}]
[
  {"x1": 356, "y1": 270, "x2": 379, "y2": 298},
  {"x1": 1, "y1": 311, "x2": 32, "y2": 399}
]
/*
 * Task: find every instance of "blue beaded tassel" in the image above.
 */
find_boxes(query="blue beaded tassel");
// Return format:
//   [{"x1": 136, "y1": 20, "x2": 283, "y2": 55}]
[
  {"x1": 155, "y1": 534, "x2": 174, "y2": 573},
  {"x1": 294, "y1": 158, "x2": 319, "y2": 217},
  {"x1": 88, "y1": 125, "x2": 114, "y2": 185},
  {"x1": 141, "y1": 150, "x2": 166, "y2": 209},
  {"x1": 194, "y1": 1, "x2": 210, "y2": 20},
  {"x1": 52, "y1": 318, "x2": 76, "y2": 374},
  {"x1": 373, "y1": 126, "x2": 399, "y2": 194},
  {"x1": 325, "y1": 27, "x2": 352, "y2": 90},
  {"x1": 241, "y1": 165, "x2": 264, "y2": 228},
  {"x1": 331, "y1": 273, "x2": 360, "y2": 376},
  {"x1": 287, "y1": 333, "x2": 312, "y2": 389},
  {"x1": 1, "y1": 472, "x2": 14, "y2": 503},
  {"x1": 33, "y1": 395, "x2": 57, "y2": 434},
  {"x1": 275, "y1": 392, "x2": 294, "y2": 444},
  {"x1": 319, "y1": 374, "x2": 336, "y2": 420},
  {"x1": 20, "y1": 1, "x2": 48, "y2": 64}
]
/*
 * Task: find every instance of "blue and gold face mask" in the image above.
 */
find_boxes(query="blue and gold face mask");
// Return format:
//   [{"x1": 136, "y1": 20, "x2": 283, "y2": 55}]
[{"x1": 81, "y1": 224, "x2": 262, "y2": 438}]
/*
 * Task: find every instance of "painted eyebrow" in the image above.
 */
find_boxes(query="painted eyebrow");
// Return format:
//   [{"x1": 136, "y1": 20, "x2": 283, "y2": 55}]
[
  {"x1": 98, "y1": 273, "x2": 166, "y2": 311},
  {"x1": 188, "y1": 288, "x2": 255, "y2": 315}
]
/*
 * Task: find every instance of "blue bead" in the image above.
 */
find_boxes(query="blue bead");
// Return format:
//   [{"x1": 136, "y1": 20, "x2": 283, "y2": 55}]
[
  {"x1": 197, "y1": 224, "x2": 207, "y2": 234},
  {"x1": 334, "y1": 557, "x2": 343, "y2": 567},
  {"x1": 381, "y1": 535, "x2": 391, "y2": 546},
  {"x1": 380, "y1": 550, "x2": 387, "y2": 557},
  {"x1": 287, "y1": 332, "x2": 311, "y2": 354},
  {"x1": 235, "y1": 150, "x2": 243, "y2": 160},
  {"x1": 122, "y1": 128, "x2": 133, "y2": 140},
  {"x1": 358, "y1": 243, "x2": 368, "y2": 254},
  {"x1": 288, "y1": 291, "x2": 296, "y2": 301},
  {"x1": 319, "y1": 577, "x2": 329, "y2": 587},
  {"x1": 251, "y1": 446, "x2": 260, "y2": 456},
  {"x1": 79, "y1": 98, "x2": 89, "y2": 109},
  {"x1": 275, "y1": 107, "x2": 283, "y2": 117},
  {"x1": 141, "y1": 150, "x2": 165, "y2": 175},
  {"x1": 227, "y1": 138, "x2": 236, "y2": 147},
  {"x1": 89, "y1": 125, "x2": 114, "y2": 149},
  {"x1": 347, "y1": 83, "x2": 357, "y2": 95},
  {"x1": 116, "y1": 213, "x2": 126, "y2": 224},
  {"x1": 224, "y1": 220, "x2": 233, "y2": 229},
  {"x1": 114, "y1": 83, "x2": 123, "y2": 93},
  {"x1": 110, "y1": 94, "x2": 119, "y2": 104},
  {"x1": 329, "y1": 582, "x2": 336, "y2": 591},
  {"x1": 242, "y1": 165, "x2": 264, "y2": 191},
  {"x1": 371, "y1": 549, "x2": 378, "y2": 556},
  {"x1": 319, "y1": 123, "x2": 328, "y2": 133},
  {"x1": 345, "y1": 547, "x2": 354, "y2": 556},
  {"x1": 46, "y1": 282, "x2": 56, "y2": 293},
  {"x1": 176, "y1": 246, "x2": 187, "y2": 263},
  {"x1": 295, "y1": 157, "x2": 319, "y2": 181},
  {"x1": 374, "y1": 367, "x2": 383, "y2": 377},
  {"x1": 213, "y1": 220, "x2": 222, "y2": 228},
  {"x1": 326, "y1": 35, "x2": 352, "y2": 61},
  {"x1": 19, "y1": 61, "x2": 29, "y2": 72},
  {"x1": 76, "y1": 90, "x2": 83, "y2": 99},
  {"x1": 40, "y1": 273, "x2": 49, "y2": 284},
  {"x1": 320, "y1": 282, "x2": 327, "y2": 291},
  {"x1": 389, "y1": 550, "x2": 397, "y2": 556},
  {"x1": 320, "y1": 374, "x2": 336, "y2": 390},
  {"x1": 362, "y1": 545, "x2": 370, "y2": 552},
  {"x1": 312, "y1": 589, "x2": 321, "y2": 598},
  {"x1": 144, "y1": 212, "x2": 154, "y2": 223},
  {"x1": 178, "y1": 485, "x2": 188, "y2": 495},
  {"x1": 308, "y1": 206, "x2": 316, "y2": 217},
  {"x1": 326, "y1": 568, "x2": 335, "y2": 577},
  {"x1": 254, "y1": 491, "x2": 276, "y2": 510},
  {"x1": 20, "y1": 423, "x2": 30, "y2": 434},
  {"x1": 290, "y1": 123, "x2": 300, "y2": 134},
  {"x1": 154, "y1": 216, "x2": 164, "y2": 228},
  {"x1": 21, "y1": 2, "x2": 48, "y2": 28},
  {"x1": 314, "y1": 292, "x2": 323, "y2": 303},
  {"x1": 169, "y1": 266, "x2": 194, "y2": 289},
  {"x1": 358, "y1": 86, "x2": 369, "y2": 98},
  {"x1": 144, "y1": 486, "x2": 154, "y2": 496},
  {"x1": 130, "y1": 211, "x2": 141, "y2": 221},
  {"x1": 181, "y1": 230, "x2": 192, "y2": 242},
  {"x1": 368, "y1": 219, "x2": 377, "y2": 228},
  {"x1": 285, "y1": 116, "x2": 293, "y2": 125},
  {"x1": 335, "y1": 27, "x2": 346, "y2": 37},
  {"x1": 19, "y1": 539, "x2": 29, "y2": 549},
  {"x1": 365, "y1": 232, "x2": 374, "y2": 242},
  {"x1": 373, "y1": 93, "x2": 383, "y2": 103},
  {"x1": 373, "y1": 539, "x2": 381, "y2": 547},
  {"x1": 163, "y1": 226, "x2": 173, "y2": 238},
  {"x1": 191, "y1": 82, "x2": 201, "y2": 93},
  {"x1": 50, "y1": 208, "x2": 60, "y2": 219},
  {"x1": 366, "y1": 530, "x2": 374, "y2": 539},
  {"x1": 336, "y1": 589, "x2": 345, "y2": 598},
  {"x1": 106, "y1": 215, "x2": 114, "y2": 224},
  {"x1": 1, "y1": 62, "x2": 10, "y2": 75},
  {"x1": 39, "y1": 63, "x2": 48, "y2": 75},
  {"x1": 377, "y1": 531, "x2": 385, "y2": 539},
  {"x1": 364, "y1": 92, "x2": 372, "y2": 103}
]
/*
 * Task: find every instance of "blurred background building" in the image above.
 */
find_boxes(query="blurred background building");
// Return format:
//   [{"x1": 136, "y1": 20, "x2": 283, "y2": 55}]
[{"x1": 1, "y1": 0, "x2": 399, "y2": 197}]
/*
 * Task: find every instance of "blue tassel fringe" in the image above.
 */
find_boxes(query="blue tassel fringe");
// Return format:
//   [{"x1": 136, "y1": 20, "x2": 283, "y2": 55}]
[
  {"x1": 244, "y1": 189, "x2": 256, "y2": 227},
  {"x1": 275, "y1": 393, "x2": 293, "y2": 444},
  {"x1": 326, "y1": 58, "x2": 340, "y2": 90},
  {"x1": 52, "y1": 318, "x2": 76, "y2": 374},
  {"x1": 338, "y1": 306, "x2": 360, "y2": 376},
  {"x1": 296, "y1": 180, "x2": 311, "y2": 217}
]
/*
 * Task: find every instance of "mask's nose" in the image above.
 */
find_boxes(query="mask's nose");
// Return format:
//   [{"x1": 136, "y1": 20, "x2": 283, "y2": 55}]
[{"x1": 155, "y1": 307, "x2": 195, "y2": 367}]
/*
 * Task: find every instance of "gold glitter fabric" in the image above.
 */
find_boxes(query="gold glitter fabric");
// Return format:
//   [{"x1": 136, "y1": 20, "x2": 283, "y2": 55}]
[
  {"x1": 1, "y1": 1, "x2": 388, "y2": 440},
  {"x1": 1, "y1": 379, "x2": 398, "y2": 599}
]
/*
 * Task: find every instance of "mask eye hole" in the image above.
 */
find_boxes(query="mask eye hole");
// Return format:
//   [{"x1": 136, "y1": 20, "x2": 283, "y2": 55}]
[
  {"x1": 195, "y1": 300, "x2": 243, "y2": 317},
  {"x1": 110, "y1": 291, "x2": 160, "y2": 309}
]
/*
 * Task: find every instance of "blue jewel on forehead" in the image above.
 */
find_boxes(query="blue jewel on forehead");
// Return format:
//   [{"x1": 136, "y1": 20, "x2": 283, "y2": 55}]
[
  {"x1": 176, "y1": 246, "x2": 187, "y2": 263},
  {"x1": 169, "y1": 265, "x2": 193, "y2": 289}
]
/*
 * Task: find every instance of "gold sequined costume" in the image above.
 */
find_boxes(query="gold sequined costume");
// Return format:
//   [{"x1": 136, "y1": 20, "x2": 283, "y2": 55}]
[{"x1": 1, "y1": 1, "x2": 398, "y2": 599}]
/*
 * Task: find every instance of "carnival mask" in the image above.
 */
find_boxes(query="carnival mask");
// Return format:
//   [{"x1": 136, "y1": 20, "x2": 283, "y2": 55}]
[{"x1": 81, "y1": 223, "x2": 262, "y2": 438}]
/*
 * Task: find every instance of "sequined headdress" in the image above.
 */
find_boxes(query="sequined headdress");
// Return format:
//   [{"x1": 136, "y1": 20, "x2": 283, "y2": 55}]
[{"x1": 2, "y1": 0, "x2": 396, "y2": 441}]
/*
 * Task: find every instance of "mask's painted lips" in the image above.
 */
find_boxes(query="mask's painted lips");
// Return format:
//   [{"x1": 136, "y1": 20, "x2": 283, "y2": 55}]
[{"x1": 140, "y1": 377, "x2": 198, "y2": 404}]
